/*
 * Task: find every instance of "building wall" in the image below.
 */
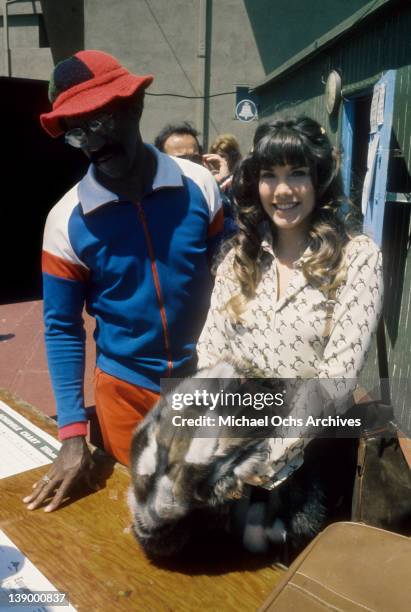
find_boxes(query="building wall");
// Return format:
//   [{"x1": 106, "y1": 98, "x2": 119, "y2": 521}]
[
  {"x1": 244, "y1": 0, "x2": 370, "y2": 74},
  {"x1": 82, "y1": 0, "x2": 371, "y2": 151},
  {"x1": 84, "y1": 0, "x2": 203, "y2": 146},
  {"x1": 41, "y1": 0, "x2": 84, "y2": 63},
  {"x1": 382, "y1": 60, "x2": 411, "y2": 427},
  {"x1": 392, "y1": 64, "x2": 411, "y2": 191},
  {"x1": 0, "y1": 1, "x2": 83, "y2": 80},
  {"x1": 207, "y1": 0, "x2": 267, "y2": 149},
  {"x1": 257, "y1": 3, "x2": 411, "y2": 166},
  {"x1": 0, "y1": 1, "x2": 52, "y2": 79},
  {"x1": 383, "y1": 198, "x2": 411, "y2": 429},
  {"x1": 0, "y1": 0, "x2": 382, "y2": 152},
  {"x1": 83, "y1": 0, "x2": 267, "y2": 152}
]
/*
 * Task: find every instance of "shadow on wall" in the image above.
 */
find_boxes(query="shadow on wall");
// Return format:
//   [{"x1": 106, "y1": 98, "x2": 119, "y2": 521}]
[
  {"x1": 1, "y1": 77, "x2": 88, "y2": 304},
  {"x1": 40, "y1": 0, "x2": 84, "y2": 63},
  {"x1": 383, "y1": 133, "x2": 411, "y2": 346},
  {"x1": 244, "y1": 0, "x2": 372, "y2": 75}
]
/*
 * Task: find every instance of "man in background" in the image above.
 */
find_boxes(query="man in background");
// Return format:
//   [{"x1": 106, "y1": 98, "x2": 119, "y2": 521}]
[{"x1": 154, "y1": 121, "x2": 202, "y2": 163}]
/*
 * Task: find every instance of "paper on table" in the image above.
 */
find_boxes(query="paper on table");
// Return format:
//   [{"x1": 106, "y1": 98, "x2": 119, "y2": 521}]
[
  {"x1": 0, "y1": 401, "x2": 61, "y2": 480},
  {"x1": 0, "y1": 530, "x2": 76, "y2": 611}
]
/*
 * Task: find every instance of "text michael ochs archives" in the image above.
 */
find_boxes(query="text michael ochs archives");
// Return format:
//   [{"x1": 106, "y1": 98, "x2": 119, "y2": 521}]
[{"x1": 169, "y1": 388, "x2": 362, "y2": 429}]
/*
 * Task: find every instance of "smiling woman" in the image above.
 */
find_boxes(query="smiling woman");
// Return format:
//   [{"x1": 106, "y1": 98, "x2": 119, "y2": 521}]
[
  {"x1": 196, "y1": 117, "x2": 384, "y2": 542},
  {"x1": 217, "y1": 117, "x2": 351, "y2": 320},
  {"x1": 198, "y1": 117, "x2": 383, "y2": 371},
  {"x1": 258, "y1": 165, "x2": 315, "y2": 235}
]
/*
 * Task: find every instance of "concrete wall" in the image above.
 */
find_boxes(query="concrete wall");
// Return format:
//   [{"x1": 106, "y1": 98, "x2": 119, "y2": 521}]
[
  {"x1": 83, "y1": 0, "x2": 266, "y2": 152},
  {"x1": 0, "y1": 0, "x2": 83, "y2": 79},
  {"x1": 207, "y1": 0, "x2": 266, "y2": 152},
  {"x1": 84, "y1": 0, "x2": 203, "y2": 146},
  {"x1": 41, "y1": 0, "x2": 84, "y2": 63},
  {"x1": 0, "y1": 1, "x2": 53, "y2": 79}
]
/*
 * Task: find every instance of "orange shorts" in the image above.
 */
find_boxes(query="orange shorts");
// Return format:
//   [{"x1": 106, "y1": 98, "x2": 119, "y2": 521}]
[{"x1": 94, "y1": 368, "x2": 159, "y2": 466}]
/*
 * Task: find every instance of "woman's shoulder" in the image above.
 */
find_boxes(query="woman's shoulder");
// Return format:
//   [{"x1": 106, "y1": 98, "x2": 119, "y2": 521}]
[
  {"x1": 343, "y1": 233, "x2": 381, "y2": 262},
  {"x1": 215, "y1": 246, "x2": 236, "y2": 277}
]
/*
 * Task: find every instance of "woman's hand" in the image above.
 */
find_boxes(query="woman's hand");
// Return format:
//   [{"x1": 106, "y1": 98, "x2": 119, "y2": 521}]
[{"x1": 22, "y1": 436, "x2": 98, "y2": 512}]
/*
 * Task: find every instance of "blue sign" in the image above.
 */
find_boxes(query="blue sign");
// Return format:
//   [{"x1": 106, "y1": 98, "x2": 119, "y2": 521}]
[{"x1": 235, "y1": 99, "x2": 258, "y2": 122}]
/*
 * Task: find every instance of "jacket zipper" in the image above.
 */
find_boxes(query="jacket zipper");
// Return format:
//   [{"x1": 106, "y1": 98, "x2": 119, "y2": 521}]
[{"x1": 136, "y1": 202, "x2": 173, "y2": 377}]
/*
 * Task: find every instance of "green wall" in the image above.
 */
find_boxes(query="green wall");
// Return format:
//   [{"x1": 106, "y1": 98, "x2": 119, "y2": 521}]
[
  {"x1": 244, "y1": 0, "x2": 371, "y2": 74},
  {"x1": 258, "y1": 2, "x2": 411, "y2": 161}
]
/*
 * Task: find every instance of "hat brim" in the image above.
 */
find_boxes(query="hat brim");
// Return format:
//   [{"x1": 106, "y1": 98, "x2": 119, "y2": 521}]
[{"x1": 40, "y1": 73, "x2": 153, "y2": 138}]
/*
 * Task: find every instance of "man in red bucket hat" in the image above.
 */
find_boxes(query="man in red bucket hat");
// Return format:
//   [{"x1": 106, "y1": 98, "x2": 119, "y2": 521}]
[{"x1": 23, "y1": 50, "x2": 223, "y2": 512}]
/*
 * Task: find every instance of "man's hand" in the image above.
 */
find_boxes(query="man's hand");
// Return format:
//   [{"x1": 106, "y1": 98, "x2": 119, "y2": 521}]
[{"x1": 22, "y1": 436, "x2": 98, "y2": 512}]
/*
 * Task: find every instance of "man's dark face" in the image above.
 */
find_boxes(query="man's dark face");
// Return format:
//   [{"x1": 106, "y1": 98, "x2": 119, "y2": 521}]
[{"x1": 64, "y1": 99, "x2": 142, "y2": 179}]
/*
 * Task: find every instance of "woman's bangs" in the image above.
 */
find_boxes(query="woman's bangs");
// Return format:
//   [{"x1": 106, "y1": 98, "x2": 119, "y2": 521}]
[{"x1": 256, "y1": 131, "x2": 309, "y2": 169}]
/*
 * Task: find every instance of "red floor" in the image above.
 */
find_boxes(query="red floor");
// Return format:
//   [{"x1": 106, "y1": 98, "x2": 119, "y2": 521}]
[{"x1": 0, "y1": 300, "x2": 96, "y2": 416}]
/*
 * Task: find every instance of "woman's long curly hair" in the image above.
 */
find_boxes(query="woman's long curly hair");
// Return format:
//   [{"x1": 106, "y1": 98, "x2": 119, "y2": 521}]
[{"x1": 226, "y1": 116, "x2": 352, "y2": 320}]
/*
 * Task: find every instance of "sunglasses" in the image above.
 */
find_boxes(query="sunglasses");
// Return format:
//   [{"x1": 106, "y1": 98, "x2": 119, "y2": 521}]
[{"x1": 64, "y1": 113, "x2": 115, "y2": 148}]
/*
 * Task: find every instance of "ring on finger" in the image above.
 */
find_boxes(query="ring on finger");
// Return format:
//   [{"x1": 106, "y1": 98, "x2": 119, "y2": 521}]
[{"x1": 41, "y1": 475, "x2": 51, "y2": 484}]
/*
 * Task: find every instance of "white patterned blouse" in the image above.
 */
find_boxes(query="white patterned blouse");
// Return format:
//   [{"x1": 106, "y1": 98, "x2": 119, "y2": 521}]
[{"x1": 196, "y1": 233, "x2": 384, "y2": 486}]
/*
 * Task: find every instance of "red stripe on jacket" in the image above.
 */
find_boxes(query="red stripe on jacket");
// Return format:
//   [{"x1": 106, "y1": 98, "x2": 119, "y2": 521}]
[
  {"x1": 42, "y1": 250, "x2": 90, "y2": 282},
  {"x1": 208, "y1": 206, "x2": 224, "y2": 237},
  {"x1": 136, "y1": 204, "x2": 173, "y2": 377}
]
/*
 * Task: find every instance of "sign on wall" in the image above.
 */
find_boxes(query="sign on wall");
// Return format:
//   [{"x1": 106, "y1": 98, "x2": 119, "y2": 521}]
[
  {"x1": 235, "y1": 99, "x2": 258, "y2": 122},
  {"x1": 235, "y1": 87, "x2": 259, "y2": 122}
]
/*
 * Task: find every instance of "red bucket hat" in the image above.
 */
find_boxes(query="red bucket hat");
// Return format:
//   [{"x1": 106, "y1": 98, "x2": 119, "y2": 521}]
[{"x1": 40, "y1": 50, "x2": 154, "y2": 138}]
